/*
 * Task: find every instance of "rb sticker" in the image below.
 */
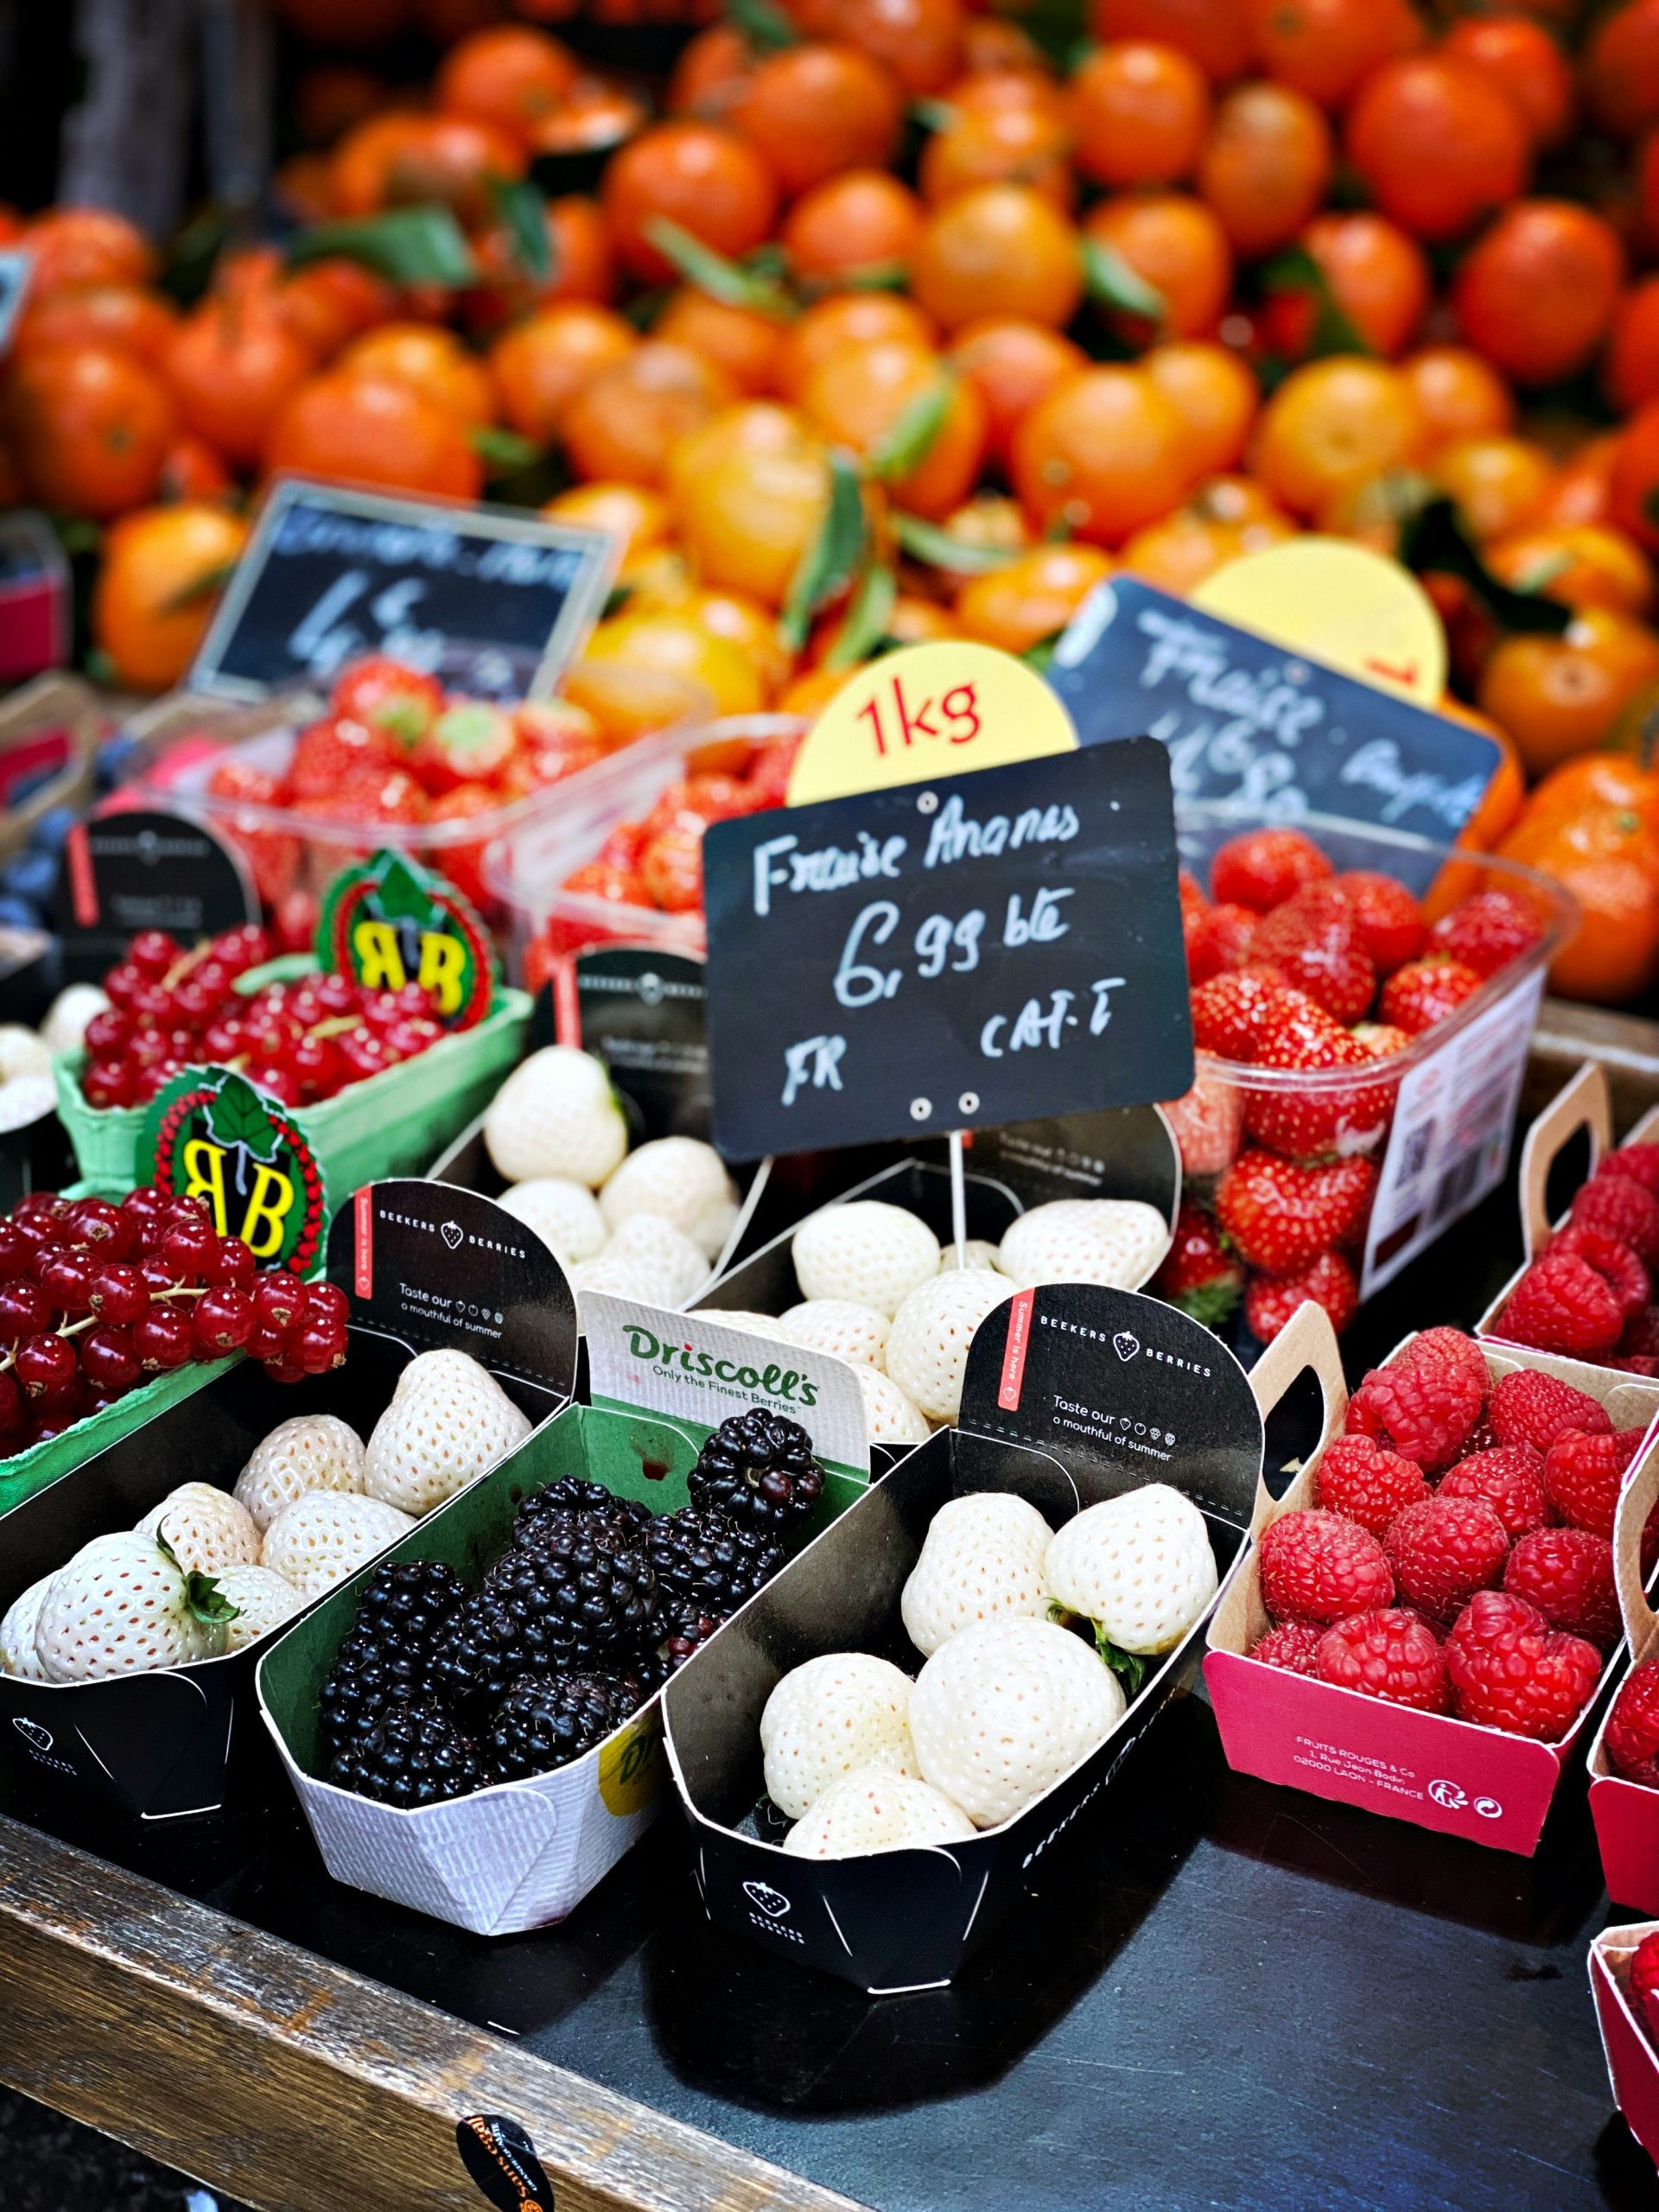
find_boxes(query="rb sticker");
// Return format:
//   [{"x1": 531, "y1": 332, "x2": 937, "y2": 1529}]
[
  {"x1": 318, "y1": 849, "x2": 495, "y2": 1030},
  {"x1": 142, "y1": 1068, "x2": 327, "y2": 1275}
]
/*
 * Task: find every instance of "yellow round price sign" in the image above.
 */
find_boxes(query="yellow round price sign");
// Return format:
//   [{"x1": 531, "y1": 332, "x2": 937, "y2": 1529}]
[
  {"x1": 1192, "y1": 537, "x2": 1447, "y2": 705},
  {"x1": 785, "y1": 639, "x2": 1079, "y2": 806}
]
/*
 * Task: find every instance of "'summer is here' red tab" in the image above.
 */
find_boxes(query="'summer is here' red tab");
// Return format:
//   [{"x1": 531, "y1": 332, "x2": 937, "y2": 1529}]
[
  {"x1": 67, "y1": 822, "x2": 97, "y2": 927},
  {"x1": 999, "y1": 1288, "x2": 1035, "y2": 1411},
  {"x1": 353, "y1": 1185, "x2": 374, "y2": 1300},
  {"x1": 552, "y1": 954, "x2": 581, "y2": 1048}
]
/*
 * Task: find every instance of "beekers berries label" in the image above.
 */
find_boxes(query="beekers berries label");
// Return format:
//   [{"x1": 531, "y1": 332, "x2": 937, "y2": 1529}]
[
  {"x1": 143, "y1": 1067, "x2": 327, "y2": 1274},
  {"x1": 318, "y1": 849, "x2": 494, "y2": 1029}
]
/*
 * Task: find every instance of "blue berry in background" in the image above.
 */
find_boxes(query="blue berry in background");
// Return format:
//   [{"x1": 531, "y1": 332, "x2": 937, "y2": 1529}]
[
  {"x1": 7, "y1": 768, "x2": 55, "y2": 810},
  {"x1": 28, "y1": 805, "x2": 78, "y2": 856},
  {"x1": 0, "y1": 897, "x2": 39, "y2": 930},
  {"x1": 1, "y1": 848, "x2": 56, "y2": 912},
  {"x1": 95, "y1": 732, "x2": 141, "y2": 792}
]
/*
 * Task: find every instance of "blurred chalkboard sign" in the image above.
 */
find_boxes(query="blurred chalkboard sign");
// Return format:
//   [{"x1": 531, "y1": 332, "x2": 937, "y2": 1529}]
[{"x1": 53, "y1": 809, "x2": 257, "y2": 981}]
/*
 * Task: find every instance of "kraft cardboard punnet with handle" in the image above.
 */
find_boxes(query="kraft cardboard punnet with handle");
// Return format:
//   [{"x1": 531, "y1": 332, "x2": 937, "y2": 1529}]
[
  {"x1": 1588, "y1": 1438, "x2": 1659, "y2": 1910},
  {"x1": 1205, "y1": 1326, "x2": 1659, "y2": 1855},
  {"x1": 1592, "y1": 1922, "x2": 1659, "y2": 2172},
  {"x1": 257, "y1": 1296, "x2": 872, "y2": 1936},
  {"x1": 660, "y1": 1283, "x2": 1318, "y2": 1996}
]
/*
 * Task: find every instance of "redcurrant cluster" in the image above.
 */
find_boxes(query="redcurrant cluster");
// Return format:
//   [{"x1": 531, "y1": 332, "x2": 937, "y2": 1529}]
[
  {"x1": 79, "y1": 926, "x2": 447, "y2": 1110},
  {"x1": 0, "y1": 1187, "x2": 349, "y2": 1459}
]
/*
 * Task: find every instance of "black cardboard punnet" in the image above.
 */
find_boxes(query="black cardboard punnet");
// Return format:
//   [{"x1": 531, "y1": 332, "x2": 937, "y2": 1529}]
[
  {"x1": 662, "y1": 1282, "x2": 1307, "y2": 1994},
  {"x1": 0, "y1": 1179, "x2": 576, "y2": 1821}
]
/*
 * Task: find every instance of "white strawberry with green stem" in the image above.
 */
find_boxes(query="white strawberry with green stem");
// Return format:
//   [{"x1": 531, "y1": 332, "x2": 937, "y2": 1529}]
[{"x1": 33, "y1": 1531, "x2": 240, "y2": 1682}]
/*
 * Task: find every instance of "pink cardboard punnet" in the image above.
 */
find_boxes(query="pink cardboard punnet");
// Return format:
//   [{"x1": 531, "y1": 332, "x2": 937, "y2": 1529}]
[
  {"x1": 1591, "y1": 1922, "x2": 1659, "y2": 2171},
  {"x1": 1205, "y1": 1322, "x2": 1659, "y2": 1856},
  {"x1": 1588, "y1": 1435, "x2": 1659, "y2": 1910}
]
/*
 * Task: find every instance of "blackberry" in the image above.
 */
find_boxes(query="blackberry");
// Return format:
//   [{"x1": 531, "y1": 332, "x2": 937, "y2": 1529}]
[
  {"x1": 352, "y1": 1560, "x2": 469, "y2": 1649},
  {"x1": 486, "y1": 1673, "x2": 643, "y2": 1782},
  {"x1": 647, "y1": 1506, "x2": 782, "y2": 1621},
  {"x1": 484, "y1": 1522, "x2": 657, "y2": 1670},
  {"x1": 652, "y1": 1611, "x2": 725, "y2": 1679},
  {"x1": 512, "y1": 1480, "x2": 651, "y2": 1555},
  {"x1": 329, "y1": 1702, "x2": 486, "y2": 1808},
  {"x1": 428, "y1": 1594, "x2": 533, "y2": 1717},
  {"x1": 687, "y1": 1409, "x2": 825, "y2": 1534},
  {"x1": 319, "y1": 1626, "x2": 433, "y2": 1758}
]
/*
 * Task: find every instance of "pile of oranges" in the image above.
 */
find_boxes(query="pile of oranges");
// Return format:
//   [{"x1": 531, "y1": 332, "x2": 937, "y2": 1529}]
[{"x1": 19, "y1": 0, "x2": 1659, "y2": 1000}]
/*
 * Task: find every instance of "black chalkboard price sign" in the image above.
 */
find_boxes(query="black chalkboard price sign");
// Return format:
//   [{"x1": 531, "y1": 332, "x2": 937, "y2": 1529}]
[
  {"x1": 53, "y1": 808, "x2": 259, "y2": 982},
  {"x1": 0, "y1": 250, "x2": 30, "y2": 355},
  {"x1": 188, "y1": 476, "x2": 616, "y2": 703},
  {"x1": 702, "y1": 740, "x2": 1193, "y2": 1160}
]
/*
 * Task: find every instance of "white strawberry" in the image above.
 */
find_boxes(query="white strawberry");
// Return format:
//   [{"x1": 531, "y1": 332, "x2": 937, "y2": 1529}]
[
  {"x1": 884, "y1": 1269, "x2": 1013, "y2": 1425},
  {"x1": 262, "y1": 1494, "x2": 415, "y2": 1601},
  {"x1": 363, "y1": 1349, "x2": 531, "y2": 1516},
  {"x1": 997, "y1": 1199, "x2": 1168, "y2": 1290},
  {"x1": 600, "y1": 1136, "x2": 740, "y2": 1262},
  {"x1": 938, "y1": 1239, "x2": 1004, "y2": 1274},
  {"x1": 497, "y1": 1176, "x2": 607, "y2": 1265},
  {"x1": 39, "y1": 982, "x2": 109, "y2": 1058},
  {"x1": 34, "y1": 1532, "x2": 236, "y2": 1682},
  {"x1": 900, "y1": 1492, "x2": 1054, "y2": 1657},
  {"x1": 601, "y1": 1212, "x2": 710, "y2": 1306},
  {"x1": 0, "y1": 1025, "x2": 49, "y2": 1083},
  {"x1": 855, "y1": 1365, "x2": 931, "y2": 1446},
  {"x1": 213, "y1": 1564, "x2": 305, "y2": 1652},
  {"x1": 760, "y1": 1651, "x2": 918, "y2": 1820},
  {"x1": 232, "y1": 1413, "x2": 365, "y2": 1535},
  {"x1": 568, "y1": 1252, "x2": 671, "y2": 1306},
  {"x1": 778, "y1": 1298, "x2": 889, "y2": 1370},
  {"x1": 908, "y1": 1617, "x2": 1124, "y2": 1828},
  {"x1": 1045, "y1": 1486, "x2": 1217, "y2": 1656},
  {"x1": 697, "y1": 1309, "x2": 794, "y2": 1342},
  {"x1": 484, "y1": 1046, "x2": 629, "y2": 1187},
  {"x1": 137, "y1": 1483, "x2": 263, "y2": 1576},
  {"x1": 782, "y1": 1761, "x2": 975, "y2": 1858},
  {"x1": 791, "y1": 1201, "x2": 940, "y2": 1317},
  {"x1": 0, "y1": 1075, "x2": 54, "y2": 1133},
  {"x1": 0, "y1": 1576, "x2": 53, "y2": 1681}
]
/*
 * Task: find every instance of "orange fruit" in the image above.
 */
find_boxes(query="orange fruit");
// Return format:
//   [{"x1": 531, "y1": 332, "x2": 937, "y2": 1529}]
[
  {"x1": 1433, "y1": 435, "x2": 1555, "y2": 541},
  {"x1": 434, "y1": 24, "x2": 579, "y2": 143},
  {"x1": 670, "y1": 403, "x2": 832, "y2": 607},
  {"x1": 1246, "y1": 0, "x2": 1421, "y2": 109},
  {"x1": 580, "y1": 605, "x2": 766, "y2": 717},
  {"x1": 331, "y1": 111, "x2": 526, "y2": 228},
  {"x1": 7, "y1": 345, "x2": 176, "y2": 518},
  {"x1": 1121, "y1": 482, "x2": 1294, "y2": 594},
  {"x1": 1010, "y1": 365, "x2": 1193, "y2": 543},
  {"x1": 730, "y1": 42, "x2": 903, "y2": 196},
  {"x1": 1251, "y1": 357, "x2": 1428, "y2": 519},
  {"x1": 1608, "y1": 280, "x2": 1659, "y2": 414},
  {"x1": 488, "y1": 303, "x2": 636, "y2": 441},
  {"x1": 1141, "y1": 340, "x2": 1257, "y2": 475},
  {"x1": 1400, "y1": 346, "x2": 1515, "y2": 449},
  {"x1": 783, "y1": 170, "x2": 924, "y2": 289},
  {"x1": 1479, "y1": 610, "x2": 1659, "y2": 776},
  {"x1": 1486, "y1": 525, "x2": 1653, "y2": 618},
  {"x1": 785, "y1": 0, "x2": 963, "y2": 96},
  {"x1": 803, "y1": 338, "x2": 986, "y2": 518},
  {"x1": 1087, "y1": 0, "x2": 1249, "y2": 83},
  {"x1": 22, "y1": 207, "x2": 155, "y2": 293},
  {"x1": 1196, "y1": 81, "x2": 1332, "y2": 258},
  {"x1": 653, "y1": 289, "x2": 788, "y2": 398},
  {"x1": 602, "y1": 122, "x2": 780, "y2": 284},
  {"x1": 1441, "y1": 15, "x2": 1575, "y2": 149},
  {"x1": 92, "y1": 502, "x2": 251, "y2": 692},
  {"x1": 677, "y1": 586, "x2": 791, "y2": 701},
  {"x1": 777, "y1": 291, "x2": 936, "y2": 402},
  {"x1": 1585, "y1": 0, "x2": 1659, "y2": 139},
  {"x1": 276, "y1": 257, "x2": 399, "y2": 359},
  {"x1": 955, "y1": 543, "x2": 1112, "y2": 654},
  {"x1": 162, "y1": 297, "x2": 318, "y2": 470},
  {"x1": 1292, "y1": 213, "x2": 1428, "y2": 359},
  {"x1": 563, "y1": 341, "x2": 735, "y2": 487},
  {"x1": 1070, "y1": 41, "x2": 1209, "y2": 188},
  {"x1": 910, "y1": 183, "x2": 1084, "y2": 332},
  {"x1": 338, "y1": 322, "x2": 497, "y2": 429},
  {"x1": 542, "y1": 481, "x2": 671, "y2": 574},
  {"x1": 525, "y1": 79, "x2": 648, "y2": 162},
  {"x1": 464, "y1": 194, "x2": 618, "y2": 331},
  {"x1": 1083, "y1": 194, "x2": 1231, "y2": 340},
  {"x1": 1611, "y1": 403, "x2": 1659, "y2": 554},
  {"x1": 1345, "y1": 57, "x2": 1531, "y2": 244},
  {"x1": 13, "y1": 284, "x2": 177, "y2": 369},
  {"x1": 918, "y1": 73, "x2": 1074, "y2": 208},
  {"x1": 264, "y1": 372, "x2": 483, "y2": 500},
  {"x1": 1453, "y1": 202, "x2": 1624, "y2": 388},
  {"x1": 668, "y1": 23, "x2": 754, "y2": 119},
  {"x1": 1539, "y1": 435, "x2": 1619, "y2": 531},
  {"x1": 950, "y1": 318, "x2": 1087, "y2": 471},
  {"x1": 157, "y1": 435, "x2": 236, "y2": 505}
]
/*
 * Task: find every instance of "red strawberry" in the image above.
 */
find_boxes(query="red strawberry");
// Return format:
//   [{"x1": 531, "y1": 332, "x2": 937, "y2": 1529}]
[
  {"x1": 1345, "y1": 1332, "x2": 1487, "y2": 1471},
  {"x1": 1541, "y1": 1425, "x2": 1645, "y2": 1538},
  {"x1": 1313, "y1": 1433, "x2": 1430, "y2": 1537},
  {"x1": 1158, "y1": 1058, "x2": 1243, "y2": 1179},
  {"x1": 1438, "y1": 1445, "x2": 1549, "y2": 1538},
  {"x1": 1154, "y1": 1201, "x2": 1243, "y2": 1325},
  {"x1": 1243, "y1": 994, "x2": 1395, "y2": 1160},
  {"x1": 1444, "y1": 1589, "x2": 1601, "y2": 1739},
  {"x1": 1245, "y1": 1249, "x2": 1358, "y2": 1340},
  {"x1": 1378, "y1": 954, "x2": 1484, "y2": 1034},
  {"x1": 1503, "y1": 1526, "x2": 1619, "y2": 1649},
  {"x1": 1569, "y1": 1174, "x2": 1659, "y2": 1267},
  {"x1": 1605, "y1": 1656, "x2": 1659, "y2": 1783},
  {"x1": 1351, "y1": 1020, "x2": 1411, "y2": 1061},
  {"x1": 286, "y1": 712, "x2": 392, "y2": 801},
  {"x1": 1336, "y1": 870, "x2": 1425, "y2": 975},
  {"x1": 1190, "y1": 968, "x2": 1294, "y2": 1058},
  {"x1": 1179, "y1": 867, "x2": 1208, "y2": 944},
  {"x1": 413, "y1": 701, "x2": 518, "y2": 795},
  {"x1": 1428, "y1": 886, "x2": 1546, "y2": 979},
  {"x1": 1249, "y1": 882, "x2": 1376, "y2": 1023},
  {"x1": 1631, "y1": 1932, "x2": 1659, "y2": 2042},
  {"x1": 331, "y1": 654, "x2": 445, "y2": 749},
  {"x1": 1215, "y1": 1150, "x2": 1377, "y2": 1276},
  {"x1": 1384, "y1": 1493, "x2": 1509, "y2": 1621},
  {"x1": 1211, "y1": 825, "x2": 1333, "y2": 913},
  {"x1": 1258, "y1": 1509, "x2": 1394, "y2": 1624},
  {"x1": 1549, "y1": 1224, "x2": 1651, "y2": 1317},
  {"x1": 1251, "y1": 1618, "x2": 1325, "y2": 1674},
  {"x1": 1494, "y1": 1253, "x2": 1624, "y2": 1360},
  {"x1": 1315, "y1": 1607, "x2": 1449, "y2": 1711},
  {"x1": 1490, "y1": 1368, "x2": 1612, "y2": 1454},
  {"x1": 1597, "y1": 1143, "x2": 1659, "y2": 1198},
  {"x1": 426, "y1": 785, "x2": 500, "y2": 912},
  {"x1": 1186, "y1": 901, "x2": 1259, "y2": 983}
]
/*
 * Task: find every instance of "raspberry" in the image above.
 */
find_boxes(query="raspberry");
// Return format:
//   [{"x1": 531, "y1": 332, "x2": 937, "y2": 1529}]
[
  {"x1": 1250, "y1": 1619, "x2": 1325, "y2": 1675},
  {"x1": 1549, "y1": 1224, "x2": 1651, "y2": 1318},
  {"x1": 1605, "y1": 1656, "x2": 1659, "y2": 1785},
  {"x1": 1412, "y1": 1327, "x2": 1494, "y2": 1397},
  {"x1": 1630, "y1": 1930, "x2": 1659, "y2": 2043},
  {"x1": 1598, "y1": 1144, "x2": 1659, "y2": 1198},
  {"x1": 1315, "y1": 1608, "x2": 1449, "y2": 1711},
  {"x1": 1437, "y1": 1445, "x2": 1549, "y2": 1538},
  {"x1": 1494, "y1": 1252, "x2": 1624, "y2": 1360},
  {"x1": 1345, "y1": 1335, "x2": 1486, "y2": 1472},
  {"x1": 1445, "y1": 1590, "x2": 1602, "y2": 1740},
  {"x1": 1313, "y1": 1433, "x2": 1430, "y2": 1538},
  {"x1": 1503, "y1": 1527, "x2": 1619, "y2": 1649},
  {"x1": 1490, "y1": 1368, "x2": 1612, "y2": 1454},
  {"x1": 1384, "y1": 1494, "x2": 1510, "y2": 1624},
  {"x1": 1571, "y1": 1173, "x2": 1659, "y2": 1267},
  {"x1": 1542, "y1": 1425, "x2": 1644, "y2": 1538},
  {"x1": 1258, "y1": 1509, "x2": 1394, "y2": 1624}
]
